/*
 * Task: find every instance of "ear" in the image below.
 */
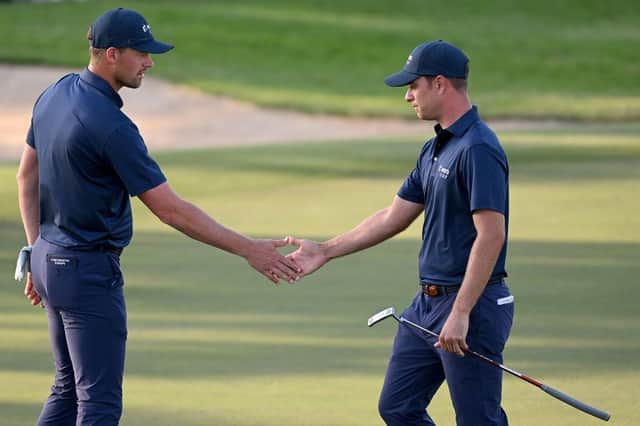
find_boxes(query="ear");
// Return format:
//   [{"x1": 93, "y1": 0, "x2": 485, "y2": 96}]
[
  {"x1": 104, "y1": 47, "x2": 120, "y2": 64},
  {"x1": 435, "y1": 75, "x2": 448, "y2": 93}
]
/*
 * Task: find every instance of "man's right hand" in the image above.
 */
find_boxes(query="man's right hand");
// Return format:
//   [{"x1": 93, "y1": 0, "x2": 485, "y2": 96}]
[
  {"x1": 245, "y1": 238, "x2": 302, "y2": 284},
  {"x1": 24, "y1": 274, "x2": 43, "y2": 308}
]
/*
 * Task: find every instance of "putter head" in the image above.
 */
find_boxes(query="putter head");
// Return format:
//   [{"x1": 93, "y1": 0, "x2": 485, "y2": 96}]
[{"x1": 367, "y1": 307, "x2": 396, "y2": 327}]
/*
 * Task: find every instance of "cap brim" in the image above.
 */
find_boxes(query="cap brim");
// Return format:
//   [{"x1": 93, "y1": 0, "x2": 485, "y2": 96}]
[
  {"x1": 132, "y1": 39, "x2": 174, "y2": 54},
  {"x1": 383, "y1": 70, "x2": 420, "y2": 87}
]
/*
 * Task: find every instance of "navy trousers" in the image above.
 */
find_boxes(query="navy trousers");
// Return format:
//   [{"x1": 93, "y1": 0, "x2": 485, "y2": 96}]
[
  {"x1": 378, "y1": 282, "x2": 514, "y2": 426},
  {"x1": 31, "y1": 238, "x2": 127, "y2": 426}
]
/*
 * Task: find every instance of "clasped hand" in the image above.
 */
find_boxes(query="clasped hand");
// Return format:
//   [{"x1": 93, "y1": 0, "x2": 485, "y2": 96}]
[{"x1": 248, "y1": 236, "x2": 328, "y2": 285}]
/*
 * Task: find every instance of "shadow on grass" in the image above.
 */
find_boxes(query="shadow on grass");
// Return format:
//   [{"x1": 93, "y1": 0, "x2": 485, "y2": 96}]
[
  {"x1": 0, "y1": 402, "x2": 43, "y2": 426},
  {"x1": 0, "y1": 401, "x2": 255, "y2": 426},
  {"x1": 2, "y1": 231, "x2": 638, "y2": 382}
]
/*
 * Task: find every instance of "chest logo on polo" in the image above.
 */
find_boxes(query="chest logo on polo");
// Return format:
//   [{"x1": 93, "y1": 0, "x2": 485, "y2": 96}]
[{"x1": 438, "y1": 165, "x2": 450, "y2": 179}]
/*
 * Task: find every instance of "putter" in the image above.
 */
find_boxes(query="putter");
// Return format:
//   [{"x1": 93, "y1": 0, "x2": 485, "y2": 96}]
[{"x1": 367, "y1": 307, "x2": 611, "y2": 422}]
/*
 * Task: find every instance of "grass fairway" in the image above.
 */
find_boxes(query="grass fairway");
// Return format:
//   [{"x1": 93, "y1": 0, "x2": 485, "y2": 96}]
[
  {"x1": 0, "y1": 0, "x2": 639, "y2": 120},
  {"x1": 1, "y1": 125, "x2": 639, "y2": 425}
]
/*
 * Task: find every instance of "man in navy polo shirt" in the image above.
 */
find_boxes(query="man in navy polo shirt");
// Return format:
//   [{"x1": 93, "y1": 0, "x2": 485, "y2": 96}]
[
  {"x1": 288, "y1": 40, "x2": 514, "y2": 425},
  {"x1": 16, "y1": 8, "x2": 300, "y2": 425}
]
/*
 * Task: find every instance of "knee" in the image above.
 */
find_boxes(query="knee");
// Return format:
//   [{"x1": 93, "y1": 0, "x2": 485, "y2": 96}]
[
  {"x1": 379, "y1": 395, "x2": 434, "y2": 426},
  {"x1": 76, "y1": 386, "x2": 122, "y2": 426},
  {"x1": 50, "y1": 382, "x2": 76, "y2": 399},
  {"x1": 378, "y1": 394, "x2": 402, "y2": 425},
  {"x1": 77, "y1": 400, "x2": 122, "y2": 426}
]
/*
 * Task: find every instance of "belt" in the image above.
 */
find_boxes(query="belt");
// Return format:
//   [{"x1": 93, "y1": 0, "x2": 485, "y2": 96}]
[
  {"x1": 70, "y1": 245, "x2": 123, "y2": 257},
  {"x1": 100, "y1": 246, "x2": 123, "y2": 256},
  {"x1": 421, "y1": 278, "x2": 504, "y2": 298},
  {"x1": 422, "y1": 284, "x2": 461, "y2": 297}
]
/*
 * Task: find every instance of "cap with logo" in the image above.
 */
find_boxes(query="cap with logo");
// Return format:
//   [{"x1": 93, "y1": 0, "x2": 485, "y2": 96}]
[
  {"x1": 90, "y1": 8, "x2": 173, "y2": 54},
  {"x1": 384, "y1": 40, "x2": 469, "y2": 87}
]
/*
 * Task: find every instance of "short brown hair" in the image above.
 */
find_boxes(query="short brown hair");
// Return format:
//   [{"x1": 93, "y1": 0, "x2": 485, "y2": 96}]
[
  {"x1": 87, "y1": 27, "x2": 106, "y2": 57},
  {"x1": 425, "y1": 75, "x2": 467, "y2": 92}
]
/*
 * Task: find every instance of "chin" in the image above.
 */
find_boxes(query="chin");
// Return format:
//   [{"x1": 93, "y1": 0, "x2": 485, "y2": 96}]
[{"x1": 124, "y1": 80, "x2": 142, "y2": 89}]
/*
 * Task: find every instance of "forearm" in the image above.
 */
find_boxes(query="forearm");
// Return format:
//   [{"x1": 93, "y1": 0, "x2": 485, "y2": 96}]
[
  {"x1": 18, "y1": 186, "x2": 39, "y2": 244},
  {"x1": 452, "y1": 232, "x2": 504, "y2": 315},
  {"x1": 17, "y1": 148, "x2": 39, "y2": 245},
  {"x1": 322, "y1": 207, "x2": 406, "y2": 260},
  {"x1": 160, "y1": 199, "x2": 253, "y2": 258}
]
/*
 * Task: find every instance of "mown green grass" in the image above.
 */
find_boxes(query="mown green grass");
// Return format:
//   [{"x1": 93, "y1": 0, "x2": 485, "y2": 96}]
[
  {"x1": 1, "y1": 125, "x2": 639, "y2": 425},
  {"x1": 0, "y1": 0, "x2": 639, "y2": 120}
]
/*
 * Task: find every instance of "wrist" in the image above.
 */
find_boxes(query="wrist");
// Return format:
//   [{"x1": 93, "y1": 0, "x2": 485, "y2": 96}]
[
  {"x1": 451, "y1": 303, "x2": 472, "y2": 316},
  {"x1": 236, "y1": 236, "x2": 255, "y2": 259},
  {"x1": 319, "y1": 241, "x2": 334, "y2": 261}
]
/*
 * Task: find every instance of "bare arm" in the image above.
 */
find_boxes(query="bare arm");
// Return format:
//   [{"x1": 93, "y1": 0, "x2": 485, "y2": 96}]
[
  {"x1": 323, "y1": 195, "x2": 423, "y2": 259},
  {"x1": 288, "y1": 195, "x2": 423, "y2": 275},
  {"x1": 436, "y1": 209, "x2": 506, "y2": 355},
  {"x1": 16, "y1": 144, "x2": 41, "y2": 306},
  {"x1": 138, "y1": 182, "x2": 300, "y2": 284},
  {"x1": 17, "y1": 145, "x2": 39, "y2": 245}
]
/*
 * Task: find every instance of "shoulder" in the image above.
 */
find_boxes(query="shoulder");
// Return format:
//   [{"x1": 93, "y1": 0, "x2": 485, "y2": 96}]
[
  {"x1": 417, "y1": 136, "x2": 436, "y2": 158},
  {"x1": 33, "y1": 73, "x2": 77, "y2": 108},
  {"x1": 74, "y1": 93, "x2": 137, "y2": 146},
  {"x1": 102, "y1": 120, "x2": 147, "y2": 158},
  {"x1": 455, "y1": 121, "x2": 508, "y2": 174},
  {"x1": 461, "y1": 121, "x2": 505, "y2": 157}
]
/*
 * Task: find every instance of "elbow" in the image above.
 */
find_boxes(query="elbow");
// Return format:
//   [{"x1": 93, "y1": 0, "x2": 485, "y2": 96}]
[
  {"x1": 380, "y1": 210, "x2": 413, "y2": 237},
  {"x1": 16, "y1": 169, "x2": 27, "y2": 187},
  {"x1": 155, "y1": 208, "x2": 178, "y2": 227},
  {"x1": 154, "y1": 199, "x2": 191, "y2": 228},
  {"x1": 16, "y1": 170, "x2": 36, "y2": 193},
  {"x1": 474, "y1": 226, "x2": 505, "y2": 251},
  {"x1": 485, "y1": 229, "x2": 506, "y2": 251}
]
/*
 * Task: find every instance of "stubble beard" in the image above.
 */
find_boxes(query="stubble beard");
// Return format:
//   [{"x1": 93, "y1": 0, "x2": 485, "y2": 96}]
[{"x1": 118, "y1": 77, "x2": 142, "y2": 89}]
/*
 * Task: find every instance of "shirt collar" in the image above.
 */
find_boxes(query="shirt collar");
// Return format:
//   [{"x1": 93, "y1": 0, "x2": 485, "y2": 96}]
[
  {"x1": 79, "y1": 68, "x2": 124, "y2": 109},
  {"x1": 433, "y1": 105, "x2": 480, "y2": 138}
]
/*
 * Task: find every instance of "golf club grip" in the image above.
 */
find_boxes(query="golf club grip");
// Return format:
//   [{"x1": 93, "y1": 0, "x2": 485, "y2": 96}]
[{"x1": 540, "y1": 384, "x2": 610, "y2": 421}]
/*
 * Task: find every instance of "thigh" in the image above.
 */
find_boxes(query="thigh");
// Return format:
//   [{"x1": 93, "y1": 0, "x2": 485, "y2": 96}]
[
  {"x1": 62, "y1": 288, "x2": 127, "y2": 399},
  {"x1": 381, "y1": 324, "x2": 445, "y2": 402},
  {"x1": 444, "y1": 283, "x2": 514, "y2": 426},
  {"x1": 40, "y1": 246, "x2": 128, "y2": 403},
  {"x1": 61, "y1": 252, "x2": 127, "y2": 398},
  {"x1": 62, "y1": 275, "x2": 127, "y2": 425},
  {"x1": 45, "y1": 307, "x2": 75, "y2": 388},
  {"x1": 379, "y1": 299, "x2": 445, "y2": 419}
]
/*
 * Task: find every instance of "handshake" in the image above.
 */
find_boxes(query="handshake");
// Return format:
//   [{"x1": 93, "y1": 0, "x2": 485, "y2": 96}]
[{"x1": 245, "y1": 236, "x2": 327, "y2": 285}]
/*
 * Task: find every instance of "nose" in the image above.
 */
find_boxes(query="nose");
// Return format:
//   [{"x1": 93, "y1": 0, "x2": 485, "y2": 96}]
[
  {"x1": 404, "y1": 87, "x2": 414, "y2": 102},
  {"x1": 144, "y1": 54, "x2": 154, "y2": 69}
]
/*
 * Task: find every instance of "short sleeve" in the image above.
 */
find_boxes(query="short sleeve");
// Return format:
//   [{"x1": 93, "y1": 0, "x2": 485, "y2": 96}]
[
  {"x1": 460, "y1": 144, "x2": 508, "y2": 214},
  {"x1": 26, "y1": 120, "x2": 35, "y2": 148},
  {"x1": 102, "y1": 123, "x2": 166, "y2": 196},
  {"x1": 398, "y1": 161, "x2": 425, "y2": 204}
]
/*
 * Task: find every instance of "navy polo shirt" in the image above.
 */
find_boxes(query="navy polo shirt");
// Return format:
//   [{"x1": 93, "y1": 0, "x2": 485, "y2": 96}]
[
  {"x1": 27, "y1": 68, "x2": 166, "y2": 249},
  {"x1": 398, "y1": 106, "x2": 509, "y2": 285}
]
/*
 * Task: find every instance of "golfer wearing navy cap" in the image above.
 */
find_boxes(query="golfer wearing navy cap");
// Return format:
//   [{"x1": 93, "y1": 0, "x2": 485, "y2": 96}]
[
  {"x1": 17, "y1": 8, "x2": 300, "y2": 425},
  {"x1": 288, "y1": 40, "x2": 514, "y2": 425}
]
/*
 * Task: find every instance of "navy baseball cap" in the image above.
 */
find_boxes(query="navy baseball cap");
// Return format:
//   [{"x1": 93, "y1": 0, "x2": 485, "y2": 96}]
[
  {"x1": 90, "y1": 8, "x2": 173, "y2": 54},
  {"x1": 384, "y1": 40, "x2": 469, "y2": 87}
]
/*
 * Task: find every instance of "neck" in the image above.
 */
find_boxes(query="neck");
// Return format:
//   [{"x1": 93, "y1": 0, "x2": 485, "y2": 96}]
[
  {"x1": 437, "y1": 92, "x2": 472, "y2": 129},
  {"x1": 88, "y1": 62, "x2": 122, "y2": 92}
]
